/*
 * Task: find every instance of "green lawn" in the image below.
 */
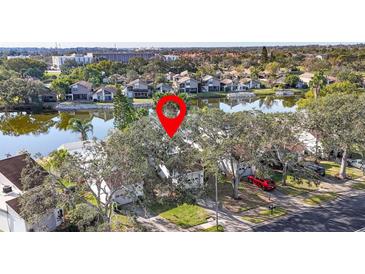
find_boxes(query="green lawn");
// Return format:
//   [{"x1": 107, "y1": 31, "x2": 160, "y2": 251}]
[
  {"x1": 160, "y1": 203, "x2": 210, "y2": 228},
  {"x1": 133, "y1": 98, "x2": 154, "y2": 104},
  {"x1": 252, "y1": 88, "x2": 276, "y2": 95},
  {"x1": 351, "y1": 183, "x2": 365, "y2": 190},
  {"x1": 202, "y1": 225, "x2": 224, "y2": 232},
  {"x1": 242, "y1": 207, "x2": 287, "y2": 224},
  {"x1": 189, "y1": 92, "x2": 227, "y2": 99},
  {"x1": 111, "y1": 214, "x2": 133, "y2": 232},
  {"x1": 320, "y1": 161, "x2": 363, "y2": 179},
  {"x1": 258, "y1": 207, "x2": 287, "y2": 218},
  {"x1": 272, "y1": 173, "x2": 318, "y2": 191},
  {"x1": 304, "y1": 192, "x2": 337, "y2": 205},
  {"x1": 242, "y1": 216, "x2": 266, "y2": 224},
  {"x1": 83, "y1": 192, "x2": 98, "y2": 206}
]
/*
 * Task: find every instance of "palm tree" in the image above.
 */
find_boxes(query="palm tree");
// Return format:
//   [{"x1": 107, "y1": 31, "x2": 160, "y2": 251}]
[
  {"x1": 309, "y1": 71, "x2": 327, "y2": 100},
  {"x1": 67, "y1": 118, "x2": 93, "y2": 141}
]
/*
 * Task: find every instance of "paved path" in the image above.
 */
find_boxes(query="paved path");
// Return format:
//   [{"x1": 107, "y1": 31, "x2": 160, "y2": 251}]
[{"x1": 253, "y1": 192, "x2": 365, "y2": 232}]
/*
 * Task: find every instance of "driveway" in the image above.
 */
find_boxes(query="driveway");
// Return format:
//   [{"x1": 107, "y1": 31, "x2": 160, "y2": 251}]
[{"x1": 253, "y1": 192, "x2": 365, "y2": 232}]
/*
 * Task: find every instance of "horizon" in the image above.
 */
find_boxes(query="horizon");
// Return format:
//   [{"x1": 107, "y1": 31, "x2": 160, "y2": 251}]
[{"x1": 0, "y1": 42, "x2": 362, "y2": 49}]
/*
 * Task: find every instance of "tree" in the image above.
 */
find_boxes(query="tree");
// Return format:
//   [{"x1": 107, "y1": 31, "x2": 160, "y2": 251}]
[
  {"x1": 309, "y1": 71, "x2": 327, "y2": 100},
  {"x1": 284, "y1": 74, "x2": 300, "y2": 88},
  {"x1": 113, "y1": 89, "x2": 138, "y2": 130},
  {"x1": 19, "y1": 154, "x2": 61, "y2": 230},
  {"x1": 67, "y1": 118, "x2": 93, "y2": 141},
  {"x1": 50, "y1": 77, "x2": 73, "y2": 99},
  {"x1": 0, "y1": 77, "x2": 47, "y2": 108},
  {"x1": 4, "y1": 58, "x2": 47, "y2": 78},
  {"x1": 261, "y1": 46, "x2": 269, "y2": 63},
  {"x1": 336, "y1": 69, "x2": 363, "y2": 87},
  {"x1": 59, "y1": 140, "x2": 145, "y2": 224},
  {"x1": 305, "y1": 93, "x2": 365, "y2": 179}
]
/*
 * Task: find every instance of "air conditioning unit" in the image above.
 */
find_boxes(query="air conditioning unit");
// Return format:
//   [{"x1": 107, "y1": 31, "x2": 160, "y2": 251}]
[{"x1": 3, "y1": 185, "x2": 12, "y2": 194}]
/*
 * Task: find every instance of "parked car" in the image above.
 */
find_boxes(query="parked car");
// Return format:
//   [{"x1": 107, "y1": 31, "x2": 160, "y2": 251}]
[
  {"x1": 303, "y1": 162, "x2": 326, "y2": 176},
  {"x1": 347, "y1": 159, "x2": 365, "y2": 170},
  {"x1": 247, "y1": 176, "x2": 276, "y2": 191}
]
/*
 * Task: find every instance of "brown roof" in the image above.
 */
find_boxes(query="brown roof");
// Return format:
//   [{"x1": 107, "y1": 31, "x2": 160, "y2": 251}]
[
  {"x1": 71, "y1": 81, "x2": 93, "y2": 90},
  {"x1": 6, "y1": 197, "x2": 21, "y2": 215},
  {"x1": 0, "y1": 154, "x2": 46, "y2": 191}
]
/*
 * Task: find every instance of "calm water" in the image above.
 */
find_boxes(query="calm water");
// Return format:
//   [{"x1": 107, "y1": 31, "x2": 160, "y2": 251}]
[{"x1": 0, "y1": 96, "x2": 300, "y2": 157}]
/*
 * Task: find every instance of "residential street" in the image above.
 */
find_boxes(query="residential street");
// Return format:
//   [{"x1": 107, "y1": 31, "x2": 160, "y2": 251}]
[{"x1": 253, "y1": 192, "x2": 365, "y2": 232}]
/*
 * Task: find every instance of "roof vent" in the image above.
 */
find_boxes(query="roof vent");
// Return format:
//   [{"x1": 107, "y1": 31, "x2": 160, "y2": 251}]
[{"x1": 3, "y1": 185, "x2": 12, "y2": 194}]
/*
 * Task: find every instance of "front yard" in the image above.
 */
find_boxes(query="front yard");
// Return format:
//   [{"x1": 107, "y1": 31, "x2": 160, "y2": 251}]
[
  {"x1": 242, "y1": 207, "x2": 287, "y2": 224},
  {"x1": 304, "y1": 192, "x2": 337, "y2": 206},
  {"x1": 159, "y1": 203, "x2": 210, "y2": 228},
  {"x1": 320, "y1": 161, "x2": 363, "y2": 180}
]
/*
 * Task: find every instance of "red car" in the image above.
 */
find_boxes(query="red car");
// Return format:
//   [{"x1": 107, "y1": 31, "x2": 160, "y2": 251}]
[{"x1": 247, "y1": 176, "x2": 276, "y2": 191}]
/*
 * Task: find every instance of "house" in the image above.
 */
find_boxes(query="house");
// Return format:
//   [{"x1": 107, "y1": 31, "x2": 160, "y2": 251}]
[
  {"x1": 245, "y1": 79, "x2": 261, "y2": 89},
  {"x1": 67, "y1": 81, "x2": 93, "y2": 101},
  {"x1": 220, "y1": 79, "x2": 237, "y2": 92},
  {"x1": 156, "y1": 83, "x2": 173, "y2": 93},
  {"x1": 165, "y1": 72, "x2": 175, "y2": 81},
  {"x1": 176, "y1": 77, "x2": 199, "y2": 93},
  {"x1": 39, "y1": 90, "x2": 57, "y2": 102},
  {"x1": 237, "y1": 79, "x2": 250, "y2": 91},
  {"x1": 0, "y1": 154, "x2": 63, "y2": 232},
  {"x1": 123, "y1": 79, "x2": 151, "y2": 98},
  {"x1": 172, "y1": 70, "x2": 189, "y2": 82},
  {"x1": 219, "y1": 158, "x2": 253, "y2": 178},
  {"x1": 92, "y1": 86, "x2": 117, "y2": 102},
  {"x1": 201, "y1": 75, "x2": 221, "y2": 92},
  {"x1": 299, "y1": 72, "x2": 314, "y2": 86},
  {"x1": 158, "y1": 163, "x2": 205, "y2": 190},
  {"x1": 58, "y1": 141, "x2": 143, "y2": 206},
  {"x1": 275, "y1": 90, "x2": 294, "y2": 97}
]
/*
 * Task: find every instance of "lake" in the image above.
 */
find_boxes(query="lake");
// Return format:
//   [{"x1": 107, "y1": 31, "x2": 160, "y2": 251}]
[{"x1": 0, "y1": 96, "x2": 301, "y2": 157}]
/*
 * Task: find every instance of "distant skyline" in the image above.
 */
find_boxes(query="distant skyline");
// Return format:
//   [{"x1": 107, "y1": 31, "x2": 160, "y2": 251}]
[{"x1": 0, "y1": 42, "x2": 362, "y2": 49}]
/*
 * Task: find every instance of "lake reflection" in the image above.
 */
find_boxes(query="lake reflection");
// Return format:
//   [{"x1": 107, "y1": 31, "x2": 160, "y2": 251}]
[
  {"x1": 0, "y1": 110, "x2": 114, "y2": 157},
  {"x1": 0, "y1": 96, "x2": 301, "y2": 157}
]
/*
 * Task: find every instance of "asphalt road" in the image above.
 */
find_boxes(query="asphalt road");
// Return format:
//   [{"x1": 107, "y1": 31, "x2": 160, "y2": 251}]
[{"x1": 254, "y1": 192, "x2": 365, "y2": 232}]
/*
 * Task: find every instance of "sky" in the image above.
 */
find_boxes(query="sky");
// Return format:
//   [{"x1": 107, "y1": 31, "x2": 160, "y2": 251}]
[{"x1": 0, "y1": 42, "x2": 360, "y2": 49}]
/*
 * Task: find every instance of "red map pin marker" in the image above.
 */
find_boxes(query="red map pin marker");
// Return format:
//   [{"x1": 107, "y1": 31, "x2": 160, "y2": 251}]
[{"x1": 156, "y1": 95, "x2": 187, "y2": 138}]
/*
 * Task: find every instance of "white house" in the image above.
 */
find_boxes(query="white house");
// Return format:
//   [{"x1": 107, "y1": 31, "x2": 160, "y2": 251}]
[
  {"x1": 176, "y1": 77, "x2": 199, "y2": 93},
  {"x1": 59, "y1": 141, "x2": 143, "y2": 206},
  {"x1": 0, "y1": 154, "x2": 63, "y2": 232},
  {"x1": 201, "y1": 75, "x2": 221, "y2": 92},
  {"x1": 158, "y1": 163, "x2": 205, "y2": 190},
  {"x1": 156, "y1": 83, "x2": 173, "y2": 93},
  {"x1": 219, "y1": 158, "x2": 253, "y2": 178},
  {"x1": 52, "y1": 53, "x2": 94, "y2": 69},
  {"x1": 220, "y1": 79, "x2": 237, "y2": 92},
  {"x1": 92, "y1": 86, "x2": 117, "y2": 102},
  {"x1": 67, "y1": 81, "x2": 94, "y2": 101},
  {"x1": 123, "y1": 79, "x2": 150, "y2": 98}
]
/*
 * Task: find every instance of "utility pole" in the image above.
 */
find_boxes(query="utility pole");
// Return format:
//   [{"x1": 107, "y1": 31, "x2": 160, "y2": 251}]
[{"x1": 215, "y1": 171, "x2": 219, "y2": 230}]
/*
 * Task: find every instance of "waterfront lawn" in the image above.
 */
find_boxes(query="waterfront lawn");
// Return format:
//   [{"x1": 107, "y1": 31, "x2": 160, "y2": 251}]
[
  {"x1": 188, "y1": 92, "x2": 227, "y2": 99},
  {"x1": 202, "y1": 225, "x2": 224, "y2": 232},
  {"x1": 252, "y1": 88, "x2": 307, "y2": 96},
  {"x1": 320, "y1": 161, "x2": 363, "y2": 179},
  {"x1": 160, "y1": 203, "x2": 210, "y2": 228},
  {"x1": 133, "y1": 98, "x2": 153, "y2": 104},
  {"x1": 304, "y1": 192, "x2": 337, "y2": 206}
]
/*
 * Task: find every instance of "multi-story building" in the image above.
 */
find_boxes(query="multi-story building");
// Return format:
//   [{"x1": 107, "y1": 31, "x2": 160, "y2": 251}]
[
  {"x1": 93, "y1": 52, "x2": 156, "y2": 63},
  {"x1": 52, "y1": 53, "x2": 94, "y2": 69}
]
